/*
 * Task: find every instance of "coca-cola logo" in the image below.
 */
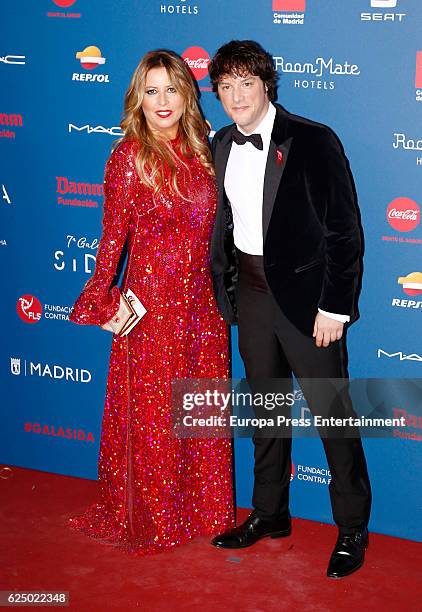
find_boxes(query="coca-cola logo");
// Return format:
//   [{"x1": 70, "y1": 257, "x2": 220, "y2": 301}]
[
  {"x1": 387, "y1": 197, "x2": 420, "y2": 232},
  {"x1": 290, "y1": 462, "x2": 295, "y2": 481},
  {"x1": 17, "y1": 294, "x2": 42, "y2": 324},
  {"x1": 52, "y1": 0, "x2": 77, "y2": 7},
  {"x1": 182, "y1": 46, "x2": 210, "y2": 81}
]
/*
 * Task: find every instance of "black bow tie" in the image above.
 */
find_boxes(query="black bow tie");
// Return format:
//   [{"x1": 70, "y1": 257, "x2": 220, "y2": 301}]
[{"x1": 231, "y1": 126, "x2": 263, "y2": 151}]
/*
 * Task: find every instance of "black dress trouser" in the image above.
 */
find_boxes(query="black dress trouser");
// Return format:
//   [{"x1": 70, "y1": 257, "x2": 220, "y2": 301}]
[{"x1": 235, "y1": 250, "x2": 372, "y2": 534}]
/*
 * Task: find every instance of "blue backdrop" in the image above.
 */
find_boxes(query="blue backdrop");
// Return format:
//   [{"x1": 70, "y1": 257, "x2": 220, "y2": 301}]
[{"x1": 1, "y1": 0, "x2": 421, "y2": 541}]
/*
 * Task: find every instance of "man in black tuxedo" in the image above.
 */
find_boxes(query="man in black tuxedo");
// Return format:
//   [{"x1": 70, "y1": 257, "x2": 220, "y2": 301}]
[{"x1": 208, "y1": 40, "x2": 371, "y2": 578}]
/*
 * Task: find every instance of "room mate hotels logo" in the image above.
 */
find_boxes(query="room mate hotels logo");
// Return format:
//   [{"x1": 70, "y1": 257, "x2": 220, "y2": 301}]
[
  {"x1": 273, "y1": 55, "x2": 360, "y2": 91},
  {"x1": 392, "y1": 131, "x2": 422, "y2": 167},
  {"x1": 273, "y1": 0, "x2": 306, "y2": 25},
  {"x1": 72, "y1": 46, "x2": 109, "y2": 83},
  {"x1": 160, "y1": 0, "x2": 199, "y2": 15}
]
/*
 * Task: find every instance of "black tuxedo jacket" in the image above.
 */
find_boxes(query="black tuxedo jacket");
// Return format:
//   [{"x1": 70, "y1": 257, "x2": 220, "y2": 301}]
[{"x1": 210, "y1": 103, "x2": 362, "y2": 337}]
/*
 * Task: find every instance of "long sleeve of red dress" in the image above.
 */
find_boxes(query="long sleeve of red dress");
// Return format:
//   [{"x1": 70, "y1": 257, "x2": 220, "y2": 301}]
[{"x1": 69, "y1": 141, "x2": 138, "y2": 327}]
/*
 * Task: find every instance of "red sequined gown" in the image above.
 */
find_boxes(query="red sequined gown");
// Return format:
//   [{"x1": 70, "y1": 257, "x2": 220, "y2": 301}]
[{"x1": 69, "y1": 138, "x2": 234, "y2": 554}]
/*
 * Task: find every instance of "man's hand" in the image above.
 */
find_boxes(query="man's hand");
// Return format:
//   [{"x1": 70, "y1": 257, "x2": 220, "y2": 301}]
[
  {"x1": 101, "y1": 295, "x2": 131, "y2": 334},
  {"x1": 313, "y1": 312, "x2": 344, "y2": 348}
]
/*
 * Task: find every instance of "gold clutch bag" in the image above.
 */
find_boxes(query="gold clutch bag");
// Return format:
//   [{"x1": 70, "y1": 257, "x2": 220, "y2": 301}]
[{"x1": 114, "y1": 289, "x2": 147, "y2": 337}]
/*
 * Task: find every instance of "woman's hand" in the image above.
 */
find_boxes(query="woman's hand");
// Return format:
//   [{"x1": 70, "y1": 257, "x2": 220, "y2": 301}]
[{"x1": 101, "y1": 294, "x2": 132, "y2": 334}]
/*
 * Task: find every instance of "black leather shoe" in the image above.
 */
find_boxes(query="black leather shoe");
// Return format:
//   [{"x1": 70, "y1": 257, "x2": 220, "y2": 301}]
[
  {"x1": 327, "y1": 527, "x2": 369, "y2": 578},
  {"x1": 211, "y1": 511, "x2": 291, "y2": 549}
]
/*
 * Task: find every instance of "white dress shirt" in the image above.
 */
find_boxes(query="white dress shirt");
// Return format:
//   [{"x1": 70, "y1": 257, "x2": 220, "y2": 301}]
[
  {"x1": 224, "y1": 102, "x2": 349, "y2": 324},
  {"x1": 225, "y1": 103, "x2": 275, "y2": 256}
]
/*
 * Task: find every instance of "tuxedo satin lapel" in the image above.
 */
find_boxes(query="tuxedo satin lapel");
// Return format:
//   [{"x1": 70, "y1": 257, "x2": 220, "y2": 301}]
[
  {"x1": 262, "y1": 137, "x2": 293, "y2": 240},
  {"x1": 211, "y1": 127, "x2": 234, "y2": 273},
  {"x1": 213, "y1": 128, "x2": 233, "y2": 193}
]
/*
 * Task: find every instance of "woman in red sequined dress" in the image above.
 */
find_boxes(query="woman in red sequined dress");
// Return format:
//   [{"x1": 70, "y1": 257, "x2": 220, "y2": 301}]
[{"x1": 69, "y1": 50, "x2": 234, "y2": 555}]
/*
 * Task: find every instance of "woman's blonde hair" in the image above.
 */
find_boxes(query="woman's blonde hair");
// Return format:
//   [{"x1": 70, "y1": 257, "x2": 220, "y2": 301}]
[{"x1": 120, "y1": 49, "x2": 213, "y2": 198}]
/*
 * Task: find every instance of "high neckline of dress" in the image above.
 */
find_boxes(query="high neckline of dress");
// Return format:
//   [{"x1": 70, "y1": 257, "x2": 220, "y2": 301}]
[{"x1": 170, "y1": 132, "x2": 182, "y2": 146}]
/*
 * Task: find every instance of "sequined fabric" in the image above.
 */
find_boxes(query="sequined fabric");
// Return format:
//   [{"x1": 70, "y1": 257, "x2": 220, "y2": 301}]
[{"x1": 69, "y1": 139, "x2": 234, "y2": 555}]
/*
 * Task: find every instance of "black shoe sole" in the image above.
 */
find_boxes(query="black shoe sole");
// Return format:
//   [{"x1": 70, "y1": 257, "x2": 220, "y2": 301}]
[
  {"x1": 327, "y1": 558, "x2": 364, "y2": 579},
  {"x1": 270, "y1": 527, "x2": 292, "y2": 539},
  {"x1": 211, "y1": 526, "x2": 292, "y2": 549},
  {"x1": 327, "y1": 538, "x2": 368, "y2": 579}
]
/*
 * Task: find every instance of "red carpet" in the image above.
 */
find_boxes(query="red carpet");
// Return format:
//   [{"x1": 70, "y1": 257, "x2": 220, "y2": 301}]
[{"x1": 1, "y1": 466, "x2": 421, "y2": 611}]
